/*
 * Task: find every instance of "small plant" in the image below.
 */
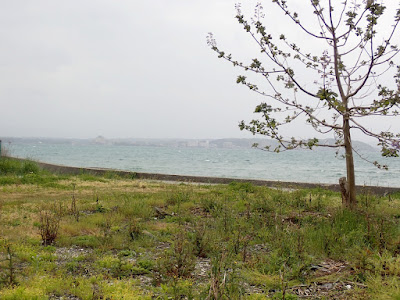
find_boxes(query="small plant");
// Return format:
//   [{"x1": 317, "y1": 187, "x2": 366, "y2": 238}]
[
  {"x1": 229, "y1": 222, "x2": 254, "y2": 262},
  {"x1": 0, "y1": 199, "x2": 3, "y2": 222},
  {"x1": 100, "y1": 212, "x2": 113, "y2": 239},
  {"x1": 206, "y1": 250, "x2": 245, "y2": 299},
  {"x1": 155, "y1": 230, "x2": 195, "y2": 284},
  {"x1": 22, "y1": 160, "x2": 39, "y2": 174},
  {"x1": 0, "y1": 240, "x2": 18, "y2": 286},
  {"x1": 137, "y1": 259, "x2": 154, "y2": 271},
  {"x1": 167, "y1": 190, "x2": 191, "y2": 206},
  {"x1": 38, "y1": 210, "x2": 60, "y2": 246},
  {"x1": 159, "y1": 279, "x2": 194, "y2": 300},
  {"x1": 206, "y1": 253, "x2": 228, "y2": 299},
  {"x1": 200, "y1": 196, "x2": 221, "y2": 213},
  {"x1": 272, "y1": 292, "x2": 298, "y2": 300},
  {"x1": 128, "y1": 218, "x2": 142, "y2": 240},
  {"x1": 279, "y1": 265, "x2": 288, "y2": 300},
  {"x1": 95, "y1": 204, "x2": 107, "y2": 213},
  {"x1": 56, "y1": 201, "x2": 67, "y2": 218},
  {"x1": 191, "y1": 220, "x2": 210, "y2": 258},
  {"x1": 70, "y1": 183, "x2": 79, "y2": 222},
  {"x1": 229, "y1": 181, "x2": 255, "y2": 193}
]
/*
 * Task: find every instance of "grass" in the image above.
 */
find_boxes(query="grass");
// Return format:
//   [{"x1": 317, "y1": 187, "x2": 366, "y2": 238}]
[{"x1": 0, "y1": 157, "x2": 400, "y2": 299}]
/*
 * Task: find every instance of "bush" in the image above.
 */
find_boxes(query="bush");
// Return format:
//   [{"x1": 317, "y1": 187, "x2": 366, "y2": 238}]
[
  {"x1": 38, "y1": 211, "x2": 60, "y2": 246},
  {"x1": 155, "y1": 230, "x2": 195, "y2": 283},
  {"x1": 229, "y1": 181, "x2": 255, "y2": 193},
  {"x1": 0, "y1": 158, "x2": 39, "y2": 176}
]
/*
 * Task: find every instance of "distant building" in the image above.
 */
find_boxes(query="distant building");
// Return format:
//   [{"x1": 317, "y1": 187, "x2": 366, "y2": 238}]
[
  {"x1": 187, "y1": 140, "x2": 199, "y2": 147},
  {"x1": 198, "y1": 140, "x2": 210, "y2": 148},
  {"x1": 93, "y1": 136, "x2": 108, "y2": 145}
]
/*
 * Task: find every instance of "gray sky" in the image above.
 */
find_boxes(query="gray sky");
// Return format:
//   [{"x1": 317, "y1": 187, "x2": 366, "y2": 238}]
[{"x1": 1, "y1": 1, "x2": 399, "y2": 141}]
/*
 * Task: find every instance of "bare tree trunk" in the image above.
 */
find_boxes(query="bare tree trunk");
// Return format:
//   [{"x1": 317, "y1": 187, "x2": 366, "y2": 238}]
[
  {"x1": 343, "y1": 116, "x2": 357, "y2": 208},
  {"x1": 331, "y1": 21, "x2": 356, "y2": 208},
  {"x1": 339, "y1": 177, "x2": 349, "y2": 207}
]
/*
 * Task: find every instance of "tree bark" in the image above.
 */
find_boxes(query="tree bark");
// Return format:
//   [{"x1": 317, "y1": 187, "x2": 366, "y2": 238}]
[
  {"x1": 339, "y1": 177, "x2": 349, "y2": 207},
  {"x1": 343, "y1": 116, "x2": 357, "y2": 208}
]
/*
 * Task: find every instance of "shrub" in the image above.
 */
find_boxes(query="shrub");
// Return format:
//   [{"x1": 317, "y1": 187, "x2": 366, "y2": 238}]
[
  {"x1": 166, "y1": 190, "x2": 191, "y2": 206},
  {"x1": 0, "y1": 158, "x2": 39, "y2": 175},
  {"x1": 22, "y1": 161, "x2": 39, "y2": 174},
  {"x1": 0, "y1": 242, "x2": 18, "y2": 287},
  {"x1": 155, "y1": 230, "x2": 195, "y2": 283},
  {"x1": 128, "y1": 219, "x2": 142, "y2": 240},
  {"x1": 229, "y1": 181, "x2": 255, "y2": 193},
  {"x1": 38, "y1": 211, "x2": 60, "y2": 246}
]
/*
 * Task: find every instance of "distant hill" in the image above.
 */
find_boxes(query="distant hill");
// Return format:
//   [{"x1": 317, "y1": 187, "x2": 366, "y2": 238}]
[
  {"x1": 0, "y1": 136, "x2": 377, "y2": 152},
  {"x1": 210, "y1": 138, "x2": 377, "y2": 151}
]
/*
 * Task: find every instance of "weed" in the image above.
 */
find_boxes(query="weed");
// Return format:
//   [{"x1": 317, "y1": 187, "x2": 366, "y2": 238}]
[
  {"x1": 38, "y1": 211, "x2": 60, "y2": 246},
  {"x1": 159, "y1": 279, "x2": 194, "y2": 300},
  {"x1": 128, "y1": 219, "x2": 143, "y2": 240},
  {"x1": 200, "y1": 196, "x2": 222, "y2": 213},
  {"x1": 155, "y1": 229, "x2": 195, "y2": 284},
  {"x1": 190, "y1": 219, "x2": 211, "y2": 258},
  {"x1": 1, "y1": 170, "x2": 399, "y2": 298},
  {"x1": 70, "y1": 184, "x2": 79, "y2": 222},
  {"x1": 98, "y1": 255, "x2": 134, "y2": 279},
  {"x1": 137, "y1": 259, "x2": 154, "y2": 271},
  {"x1": 166, "y1": 190, "x2": 191, "y2": 206},
  {"x1": 0, "y1": 241, "x2": 17, "y2": 286},
  {"x1": 0, "y1": 199, "x2": 3, "y2": 222},
  {"x1": 71, "y1": 235, "x2": 101, "y2": 248},
  {"x1": 205, "y1": 250, "x2": 245, "y2": 299},
  {"x1": 229, "y1": 181, "x2": 255, "y2": 193}
]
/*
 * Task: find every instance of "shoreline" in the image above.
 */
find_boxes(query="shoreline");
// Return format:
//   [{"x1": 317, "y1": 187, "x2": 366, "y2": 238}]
[{"x1": 8, "y1": 156, "x2": 400, "y2": 196}]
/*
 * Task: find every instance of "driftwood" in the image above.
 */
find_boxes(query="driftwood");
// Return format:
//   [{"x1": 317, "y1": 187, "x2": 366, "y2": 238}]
[{"x1": 154, "y1": 207, "x2": 172, "y2": 219}]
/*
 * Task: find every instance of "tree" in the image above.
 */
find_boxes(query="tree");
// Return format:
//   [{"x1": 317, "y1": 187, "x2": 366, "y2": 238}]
[{"x1": 208, "y1": 0, "x2": 400, "y2": 208}]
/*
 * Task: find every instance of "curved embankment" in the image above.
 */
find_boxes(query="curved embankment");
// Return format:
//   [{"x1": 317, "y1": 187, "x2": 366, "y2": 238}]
[{"x1": 11, "y1": 157, "x2": 396, "y2": 196}]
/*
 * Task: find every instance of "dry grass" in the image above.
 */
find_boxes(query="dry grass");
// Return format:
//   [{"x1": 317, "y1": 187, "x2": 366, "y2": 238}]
[{"x1": 1, "y1": 171, "x2": 400, "y2": 299}]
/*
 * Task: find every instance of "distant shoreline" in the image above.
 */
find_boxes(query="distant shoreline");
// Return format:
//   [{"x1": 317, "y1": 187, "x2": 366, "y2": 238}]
[
  {"x1": 10, "y1": 156, "x2": 400, "y2": 196},
  {"x1": 0, "y1": 136, "x2": 378, "y2": 151}
]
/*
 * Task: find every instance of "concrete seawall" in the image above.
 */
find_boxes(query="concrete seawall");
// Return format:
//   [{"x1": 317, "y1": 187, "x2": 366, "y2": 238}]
[{"x1": 7, "y1": 156, "x2": 400, "y2": 196}]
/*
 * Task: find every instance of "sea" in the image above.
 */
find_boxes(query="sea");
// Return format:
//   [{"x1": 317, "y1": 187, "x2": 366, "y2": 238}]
[{"x1": 4, "y1": 140, "x2": 400, "y2": 188}]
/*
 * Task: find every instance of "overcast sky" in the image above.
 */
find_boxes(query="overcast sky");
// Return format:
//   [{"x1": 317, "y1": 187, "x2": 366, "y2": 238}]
[{"x1": 1, "y1": 1, "x2": 399, "y2": 141}]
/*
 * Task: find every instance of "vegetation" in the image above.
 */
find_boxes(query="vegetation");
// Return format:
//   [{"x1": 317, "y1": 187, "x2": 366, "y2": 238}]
[
  {"x1": 208, "y1": 1, "x2": 400, "y2": 208},
  {"x1": 0, "y1": 158, "x2": 400, "y2": 299}
]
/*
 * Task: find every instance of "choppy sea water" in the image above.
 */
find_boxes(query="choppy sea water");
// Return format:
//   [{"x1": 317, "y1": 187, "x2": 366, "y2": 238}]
[{"x1": 6, "y1": 142, "x2": 400, "y2": 187}]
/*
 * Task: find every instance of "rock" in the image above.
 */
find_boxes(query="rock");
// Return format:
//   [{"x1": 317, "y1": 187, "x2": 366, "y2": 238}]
[{"x1": 320, "y1": 282, "x2": 334, "y2": 290}]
